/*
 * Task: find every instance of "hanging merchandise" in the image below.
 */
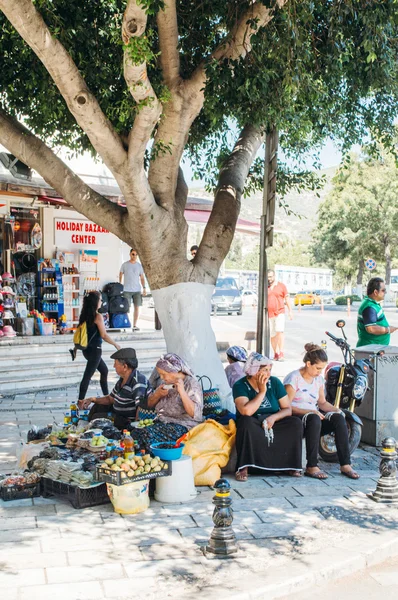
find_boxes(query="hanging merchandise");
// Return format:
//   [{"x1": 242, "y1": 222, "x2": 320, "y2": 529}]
[
  {"x1": 2, "y1": 272, "x2": 15, "y2": 282},
  {"x1": 31, "y1": 223, "x2": 42, "y2": 249},
  {"x1": 2, "y1": 286, "x2": 16, "y2": 295},
  {"x1": 2, "y1": 325, "x2": 16, "y2": 337}
]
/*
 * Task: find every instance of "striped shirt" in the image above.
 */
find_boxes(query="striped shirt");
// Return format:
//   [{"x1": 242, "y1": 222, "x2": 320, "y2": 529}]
[{"x1": 110, "y1": 370, "x2": 152, "y2": 418}]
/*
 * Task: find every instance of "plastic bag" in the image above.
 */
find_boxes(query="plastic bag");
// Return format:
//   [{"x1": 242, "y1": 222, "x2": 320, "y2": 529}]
[
  {"x1": 17, "y1": 441, "x2": 49, "y2": 469},
  {"x1": 183, "y1": 419, "x2": 236, "y2": 486}
]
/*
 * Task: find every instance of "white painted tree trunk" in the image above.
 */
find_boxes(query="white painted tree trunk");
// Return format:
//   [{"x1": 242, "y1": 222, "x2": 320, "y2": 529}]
[{"x1": 152, "y1": 282, "x2": 235, "y2": 412}]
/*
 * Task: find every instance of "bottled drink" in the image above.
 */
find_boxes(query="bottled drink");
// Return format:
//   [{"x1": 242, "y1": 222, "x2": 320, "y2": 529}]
[
  {"x1": 70, "y1": 402, "x2": 78, "y2": 425},
  {"x1": 121, "y1": 430, "x2": 134, "y2": 459},
  {"x1": 321, "y1": 340, "x2": 327, "y2": 351}
]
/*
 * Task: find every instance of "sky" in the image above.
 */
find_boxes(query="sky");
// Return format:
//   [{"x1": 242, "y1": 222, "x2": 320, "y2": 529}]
[{"x1": 57, "y1": 138, "x2": 343, "y2": 189}]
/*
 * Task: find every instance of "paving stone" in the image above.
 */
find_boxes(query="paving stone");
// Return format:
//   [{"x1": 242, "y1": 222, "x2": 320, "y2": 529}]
[
  {"x1": 0, "y1": 497, "x2": 33, "y2": 508},
  {"x1": 41, "y1": 535, "x2": 114, "y2": 553},
  {"x1": 19, "y1": 581, "x2": 104, "y2": 600},
  {"x1": 0, "y1": 527, "x2": 61, "y2": 544},
  {"x1": 292, "y1": 484, "x2": 353, "y2": 497},
  {"x1": 0, "y1": 586, "x2": 18, "y2": 600},
  {"x1": 234, "y1": 486, "x2": 302, "y2": 499},
  {"x1": 47, "y1": 563, "x2": 124, "y2": 584},
  {"x1": 0, "y1": 540, "x2": 41, "y2": 555},
  {"x1": 123, "y1": 514, "x2": 198, "y2": 529},
  {"x1": 102, "y1": 577, "x2": 156, "y2": 597},
  {"x1": 3, "y1": 551, "x2": 68, "y2": 569},
  {"x1": 139, "y1": 543, "x2": 203, "y2": 561},
  {"x1": 0, "y1": 504, "x2": 56, "y2": 517},
  {"x1": 0, "y1": 567, "x2": 45, "y2": 587},
  {"x1": 67, "y1": 548, "x2": 143, "y2": 566},
  {"x1": 0, "y1": 516, "x2": 36, "y2": 530},
  {"x1": 287, "y1": 495, "x2": 354, "y2": 510}
]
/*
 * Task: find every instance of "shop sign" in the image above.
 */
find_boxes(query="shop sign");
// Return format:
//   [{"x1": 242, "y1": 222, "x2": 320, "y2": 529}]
[{"x1": 54, "y1": 218, "x2": 110, "y2": 247}]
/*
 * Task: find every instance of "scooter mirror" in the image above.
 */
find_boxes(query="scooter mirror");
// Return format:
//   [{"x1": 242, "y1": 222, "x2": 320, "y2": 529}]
[{"x1": 336, "y1": 320, "x2": 346, "y2": 328}]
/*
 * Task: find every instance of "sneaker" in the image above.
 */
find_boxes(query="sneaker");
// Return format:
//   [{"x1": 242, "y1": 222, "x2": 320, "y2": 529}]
[
  {"x1": 133, "y1": 326, "x2": 140, "y2": 332},
  {"x1": 273, "y1": 353, "x2": 280, "y2": 361},
  {"x1": 278, "y1": 352, "x2": 285, "y2": 362}
]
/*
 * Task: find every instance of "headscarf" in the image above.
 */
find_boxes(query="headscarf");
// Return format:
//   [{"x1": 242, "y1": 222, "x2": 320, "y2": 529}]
[
  {"x1": 156, "y1": 353, "x2": 194, "y2": 377},
  {"x1": 243, "y1": 352, "x2": 272, "y2": 376},
  {"x1": 226, "y1": 345, "x2": 248, "y2": 362}
]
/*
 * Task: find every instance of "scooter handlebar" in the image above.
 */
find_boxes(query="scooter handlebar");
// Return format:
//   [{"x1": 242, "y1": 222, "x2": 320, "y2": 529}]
[{"x1": 325, "y1": 331, "x2": 338, "y2": 341}]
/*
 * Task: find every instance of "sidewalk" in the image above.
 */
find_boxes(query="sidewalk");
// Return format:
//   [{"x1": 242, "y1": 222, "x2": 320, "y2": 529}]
[{"x1": 1, "y1": 390, "x2": 398, "y2": 600}]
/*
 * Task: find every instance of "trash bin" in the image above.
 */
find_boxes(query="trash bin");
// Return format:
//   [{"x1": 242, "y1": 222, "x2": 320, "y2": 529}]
[{"x1": 355, "y1": 344, "x2": 398, "y2": 446}]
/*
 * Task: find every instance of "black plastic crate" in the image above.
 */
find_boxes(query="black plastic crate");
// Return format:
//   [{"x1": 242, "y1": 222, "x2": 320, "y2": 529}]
[
  {"x1": 95, "y1": 461, "x2": 172, "y2": 486},
  {"x1": 0, "y1": 481, "x2": 41, "y2": 502},
  {"x1": 41, "y1": 477, "x2": 110, "y2": 509}
]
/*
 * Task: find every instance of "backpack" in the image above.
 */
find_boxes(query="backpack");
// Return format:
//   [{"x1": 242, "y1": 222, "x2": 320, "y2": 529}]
[
  {"x1": 73, "y1": 322, "x2": 88, "y2": 350},
  {"x1": 110, "y1": 313, "x2": 131, "y2": 328},
  {"x1": 109, "y1": 295, "x2": 129, "y2": 314},
  {"x1": 98, "y1": 291, "x2": 109, "y2": 314},
  {"x1": 73, "y1": 322, "x2": 97, "y2": 350},
  {"x1": 104, "y1": 282, "x2": 124, "y2": 298}
]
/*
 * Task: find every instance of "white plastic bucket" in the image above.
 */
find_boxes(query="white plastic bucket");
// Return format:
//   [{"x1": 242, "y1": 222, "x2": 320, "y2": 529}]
[
  {"x1": 155, "y1": 455, "x2": 197, "y2": 503},
  {"x1": 106, "y1": 480, "x2": 150, "y2": 514},
  {"x1": 42, "y1": 322, "x2": 53, "y2": 336}
]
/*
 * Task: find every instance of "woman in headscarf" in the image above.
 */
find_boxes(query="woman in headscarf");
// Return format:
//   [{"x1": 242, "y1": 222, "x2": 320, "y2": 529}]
[
  {"x1": 225, "y1": 345, "x2": 248, "y2": 388},
  {"x1": 133, "y1": 353, "x2": 203, "y2": 449},
  {"x1": 233, "y1": 352, "x2": 303, "y2": 482}
]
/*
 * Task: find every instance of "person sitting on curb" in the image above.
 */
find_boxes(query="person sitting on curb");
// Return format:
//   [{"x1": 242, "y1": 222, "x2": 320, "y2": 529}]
[
  {"x1": 79, "y1": 347, "x2": 152, "y2": 430},
  {"x1": 233, "y1": 352, "x2": 303, "y2": 482},
  {"x1": 284, "y1": 343, "x2": 359, "y2": 480},
  {"x1": 225, "y1": 345, "x2": 248, "y2": 388}
]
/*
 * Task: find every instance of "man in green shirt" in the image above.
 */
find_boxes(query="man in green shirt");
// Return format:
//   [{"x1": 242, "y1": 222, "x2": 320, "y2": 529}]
[{"x1": 357, "y1": 277, "x2": 398, "y2": 347}]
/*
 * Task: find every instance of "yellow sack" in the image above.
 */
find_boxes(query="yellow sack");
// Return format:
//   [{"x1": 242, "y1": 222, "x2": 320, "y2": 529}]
[{"x1": 182, "y1": 419, "x2": 236, "y2": 486}]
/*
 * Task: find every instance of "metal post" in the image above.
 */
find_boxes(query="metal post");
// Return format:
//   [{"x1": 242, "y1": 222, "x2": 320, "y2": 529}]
[
  {"x1": 256, "y1": 129, "x2": 278, "y2": 357},
  {"x1": 204, "y1": 478, "x2": 237, "y2": 557},
  {"x1": 369, "y1": 437, "x2": 398, "y2": 503}
]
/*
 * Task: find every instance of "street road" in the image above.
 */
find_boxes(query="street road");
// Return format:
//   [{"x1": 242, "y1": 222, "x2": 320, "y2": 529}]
[{"x1": 210, "y1": 305, "x2": 360, "y2": 364}]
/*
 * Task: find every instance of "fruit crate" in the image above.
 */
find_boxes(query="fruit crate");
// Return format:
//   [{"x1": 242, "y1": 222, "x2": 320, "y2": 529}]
[
  {"x1": 0, "y1": 481, "x2": 41, "y2": 502},
  {"x1": 95, "y1": 461, "x2": 172, "y2": 486},
  {"x1": 41, "y1": 477, "x2": 110, "y2": 509}
]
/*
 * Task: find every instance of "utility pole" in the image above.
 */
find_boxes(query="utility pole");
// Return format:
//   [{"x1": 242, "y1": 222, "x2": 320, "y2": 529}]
[{"x1": 256, "y1": 129, "x2": 278, "y2": 356}]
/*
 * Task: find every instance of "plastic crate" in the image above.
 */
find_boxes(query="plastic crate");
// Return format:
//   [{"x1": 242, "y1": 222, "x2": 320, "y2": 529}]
[
  {"x1": 95, "y1": 461, "x2": 172, "y2": 486},
  {"x1": 0, "y1": 481, "x2": 41, "y2": 502},
  {"x1": 41, "y1": 477, "x2": 110, "y2": 509}
]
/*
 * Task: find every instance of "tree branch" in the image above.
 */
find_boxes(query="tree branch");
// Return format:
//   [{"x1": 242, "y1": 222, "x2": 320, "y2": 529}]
[
  {"x1": 189, "y1": 0, "x2": 288, "y2": 94},
  {"x1": 0, "y1": 0, "x2": 127, "y2": 180},
  {"x1": 157, "y1": 0, "x2": 181, "y2": 88},
  {"x1": 122, "y1": 0, "x2": 162, "y2": 169},
  {"x1": 197, "y1": 124, "x2": 264, "y2": 280},
  {"x1": 0, "y1": 109, "x2": 128, "y2": 239}
]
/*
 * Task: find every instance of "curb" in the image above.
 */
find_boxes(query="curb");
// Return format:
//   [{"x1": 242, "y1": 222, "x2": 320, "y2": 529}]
[{"x1": 218, "y1": 530, "x2": 398, "y2": 599}]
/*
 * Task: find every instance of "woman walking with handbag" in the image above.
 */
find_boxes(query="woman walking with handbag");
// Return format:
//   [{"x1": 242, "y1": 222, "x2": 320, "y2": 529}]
[{"x1": 76, "y1": 291, "x2": 120, "y2": 407}]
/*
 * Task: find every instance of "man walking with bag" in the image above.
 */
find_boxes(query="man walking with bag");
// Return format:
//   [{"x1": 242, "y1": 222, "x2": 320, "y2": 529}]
[{"x1": 119, "y1": 249, "x2": 146, "y2": 331}]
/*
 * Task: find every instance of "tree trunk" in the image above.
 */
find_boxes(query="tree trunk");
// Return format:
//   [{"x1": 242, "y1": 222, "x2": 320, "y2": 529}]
[
  {"x1": 356, "y1": 259, "x2": 364, "y2": 298},
  {"x1": 151, "y1": 282, "x2": 234, "y2": 411},
  {"x1": 384, "y1": 238, "x2": 392, "y2": 300}
]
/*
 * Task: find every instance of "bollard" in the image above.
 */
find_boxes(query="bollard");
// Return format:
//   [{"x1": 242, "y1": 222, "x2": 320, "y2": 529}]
[
  {"x1": 347, "y1": 297, "x2": 351, "y2": 317},
  {"x1": 368, "y1": 437, "x2": 398, "y2": 503},
  {"x1": 321, "y1": 298, "x2": 324, "y2": 315},
  {"x1": 204, "y1": 478, "x2": 238, "y2": 557}
]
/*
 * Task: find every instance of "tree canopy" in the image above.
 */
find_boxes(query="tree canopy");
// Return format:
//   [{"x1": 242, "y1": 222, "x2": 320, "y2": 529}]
[{"x1": 311, "y1": 144, "x2": 398, "y2": 285}]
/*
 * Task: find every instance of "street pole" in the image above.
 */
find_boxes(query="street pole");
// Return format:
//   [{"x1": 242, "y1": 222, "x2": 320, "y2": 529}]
[{"x1": 256, "y1": 129, "x2": 278, "y2": 356}]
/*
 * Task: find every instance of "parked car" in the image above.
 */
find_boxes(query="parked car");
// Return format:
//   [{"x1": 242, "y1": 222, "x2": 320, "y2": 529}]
[
  {"x1": 294, "y1": 291, "x2": 320, "y2": 306},
  {"x1": 241, "y1": 289, "x2": 258, "y2": 307},
  {"x1": 211, "y1": 277, "x2": 243, "y2": 315},
  {"x1": 313, "y1": 289, "x2": 335, "y2": 305}
]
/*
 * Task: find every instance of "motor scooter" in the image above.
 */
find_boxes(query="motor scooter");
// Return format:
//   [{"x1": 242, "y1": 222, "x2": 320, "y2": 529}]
[{"x1": 319, "y1": 319, "x2": 382, "y2": 462}]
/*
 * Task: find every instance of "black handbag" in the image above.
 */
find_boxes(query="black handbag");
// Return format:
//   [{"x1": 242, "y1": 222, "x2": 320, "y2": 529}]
[
  {"x1": 104, "y1": 282, "x2": 124, "y2": 297},
  {"x1": 109, "y1": 295, "x2": 129, "y2": 314}
]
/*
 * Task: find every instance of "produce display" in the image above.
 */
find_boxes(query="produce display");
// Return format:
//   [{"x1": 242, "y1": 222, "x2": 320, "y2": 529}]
[
  {"x1": 131, "y1": 421, "x2": 187, "y2": 449},
  {"x1": 90, "y1": 434, "x2": 109, "y2": 447},
  {"x1": 136, "y1": 419, "x2": 155, "y2": 428},
  {"x1": 1, "y1": 473, "x2": 40, "y2": 488},
  {"x1": 96, "y1": 453, "x2": 171, "y2": 486}
]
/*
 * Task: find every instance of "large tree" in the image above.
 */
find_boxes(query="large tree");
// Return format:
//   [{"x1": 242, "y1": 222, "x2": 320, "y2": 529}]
[{"x1": 1, "y1": 1, "x2": 398, "y2": 402}]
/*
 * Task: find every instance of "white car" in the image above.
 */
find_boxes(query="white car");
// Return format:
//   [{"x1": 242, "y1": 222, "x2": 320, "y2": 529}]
[{"x1": 241, "y1": 289, "x2": 258, "y2": 307}]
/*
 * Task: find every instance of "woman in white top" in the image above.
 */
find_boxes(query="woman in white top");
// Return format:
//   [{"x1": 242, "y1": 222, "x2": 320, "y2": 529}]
[{"x1": 284, "y1": 343, "x2": 359, "y2": 480}]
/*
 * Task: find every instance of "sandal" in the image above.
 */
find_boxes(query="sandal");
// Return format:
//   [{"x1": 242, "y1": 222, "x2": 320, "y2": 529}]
[
  {"x1": 304, "y1": 469, "x2": 328, "y2": 480},
  {"x1": 340, "y1": 468, "x2": 360, "y2": 480},
  {"x1": 287, "y1": 470, "x2": 303, "y2": 478},
  {"x1": 235, "y1": 469, "x2": 248, "y2": 482}
]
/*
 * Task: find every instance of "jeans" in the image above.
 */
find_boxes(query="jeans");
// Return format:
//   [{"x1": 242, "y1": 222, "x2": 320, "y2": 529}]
[
  {"x1": 301, "y1": 412, "x2": 351, "y2": 467},
  {"x1": 78, "y1": 347, "x2": 109, "y2": 400}
]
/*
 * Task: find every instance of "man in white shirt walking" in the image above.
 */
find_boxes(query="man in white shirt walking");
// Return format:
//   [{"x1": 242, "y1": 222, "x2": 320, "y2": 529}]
[{"x1": 119, "y1": 249, "x2": 146, "y2": 331}]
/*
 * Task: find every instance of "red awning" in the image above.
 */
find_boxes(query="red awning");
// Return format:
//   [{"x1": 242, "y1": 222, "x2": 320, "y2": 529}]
[{"x1": 38, "y1": 196, "x2": 260, "y2": 236}]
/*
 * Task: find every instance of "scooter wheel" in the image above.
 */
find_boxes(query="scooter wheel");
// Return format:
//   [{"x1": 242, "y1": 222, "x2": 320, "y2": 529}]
[{"x1": 318, "y1": 420, "x2": 362, "y2": 463}]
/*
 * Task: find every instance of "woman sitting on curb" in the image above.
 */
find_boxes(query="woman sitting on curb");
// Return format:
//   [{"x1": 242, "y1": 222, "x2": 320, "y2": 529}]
[
  {"x1": 284, "y1": 343, "x2": 359, "y2": 480},
  {"x1": 225, "y1": 345, "x2": 248, "y2": 388},
  {"x1": 233, "y1": 352, "x2": 303, "y2": 482}
]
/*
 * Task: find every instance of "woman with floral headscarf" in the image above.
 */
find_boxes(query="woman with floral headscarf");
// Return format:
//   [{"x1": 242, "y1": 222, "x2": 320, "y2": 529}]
[
  {"x1": 225, "y1": 346, "x2": 248, "y2": 388},
  {"x1": 233, "y1": 352, "x2": 302, "y2": 482},
  {"x1": 132, "y1": 353, "x2": 203, "y2": 449}
]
